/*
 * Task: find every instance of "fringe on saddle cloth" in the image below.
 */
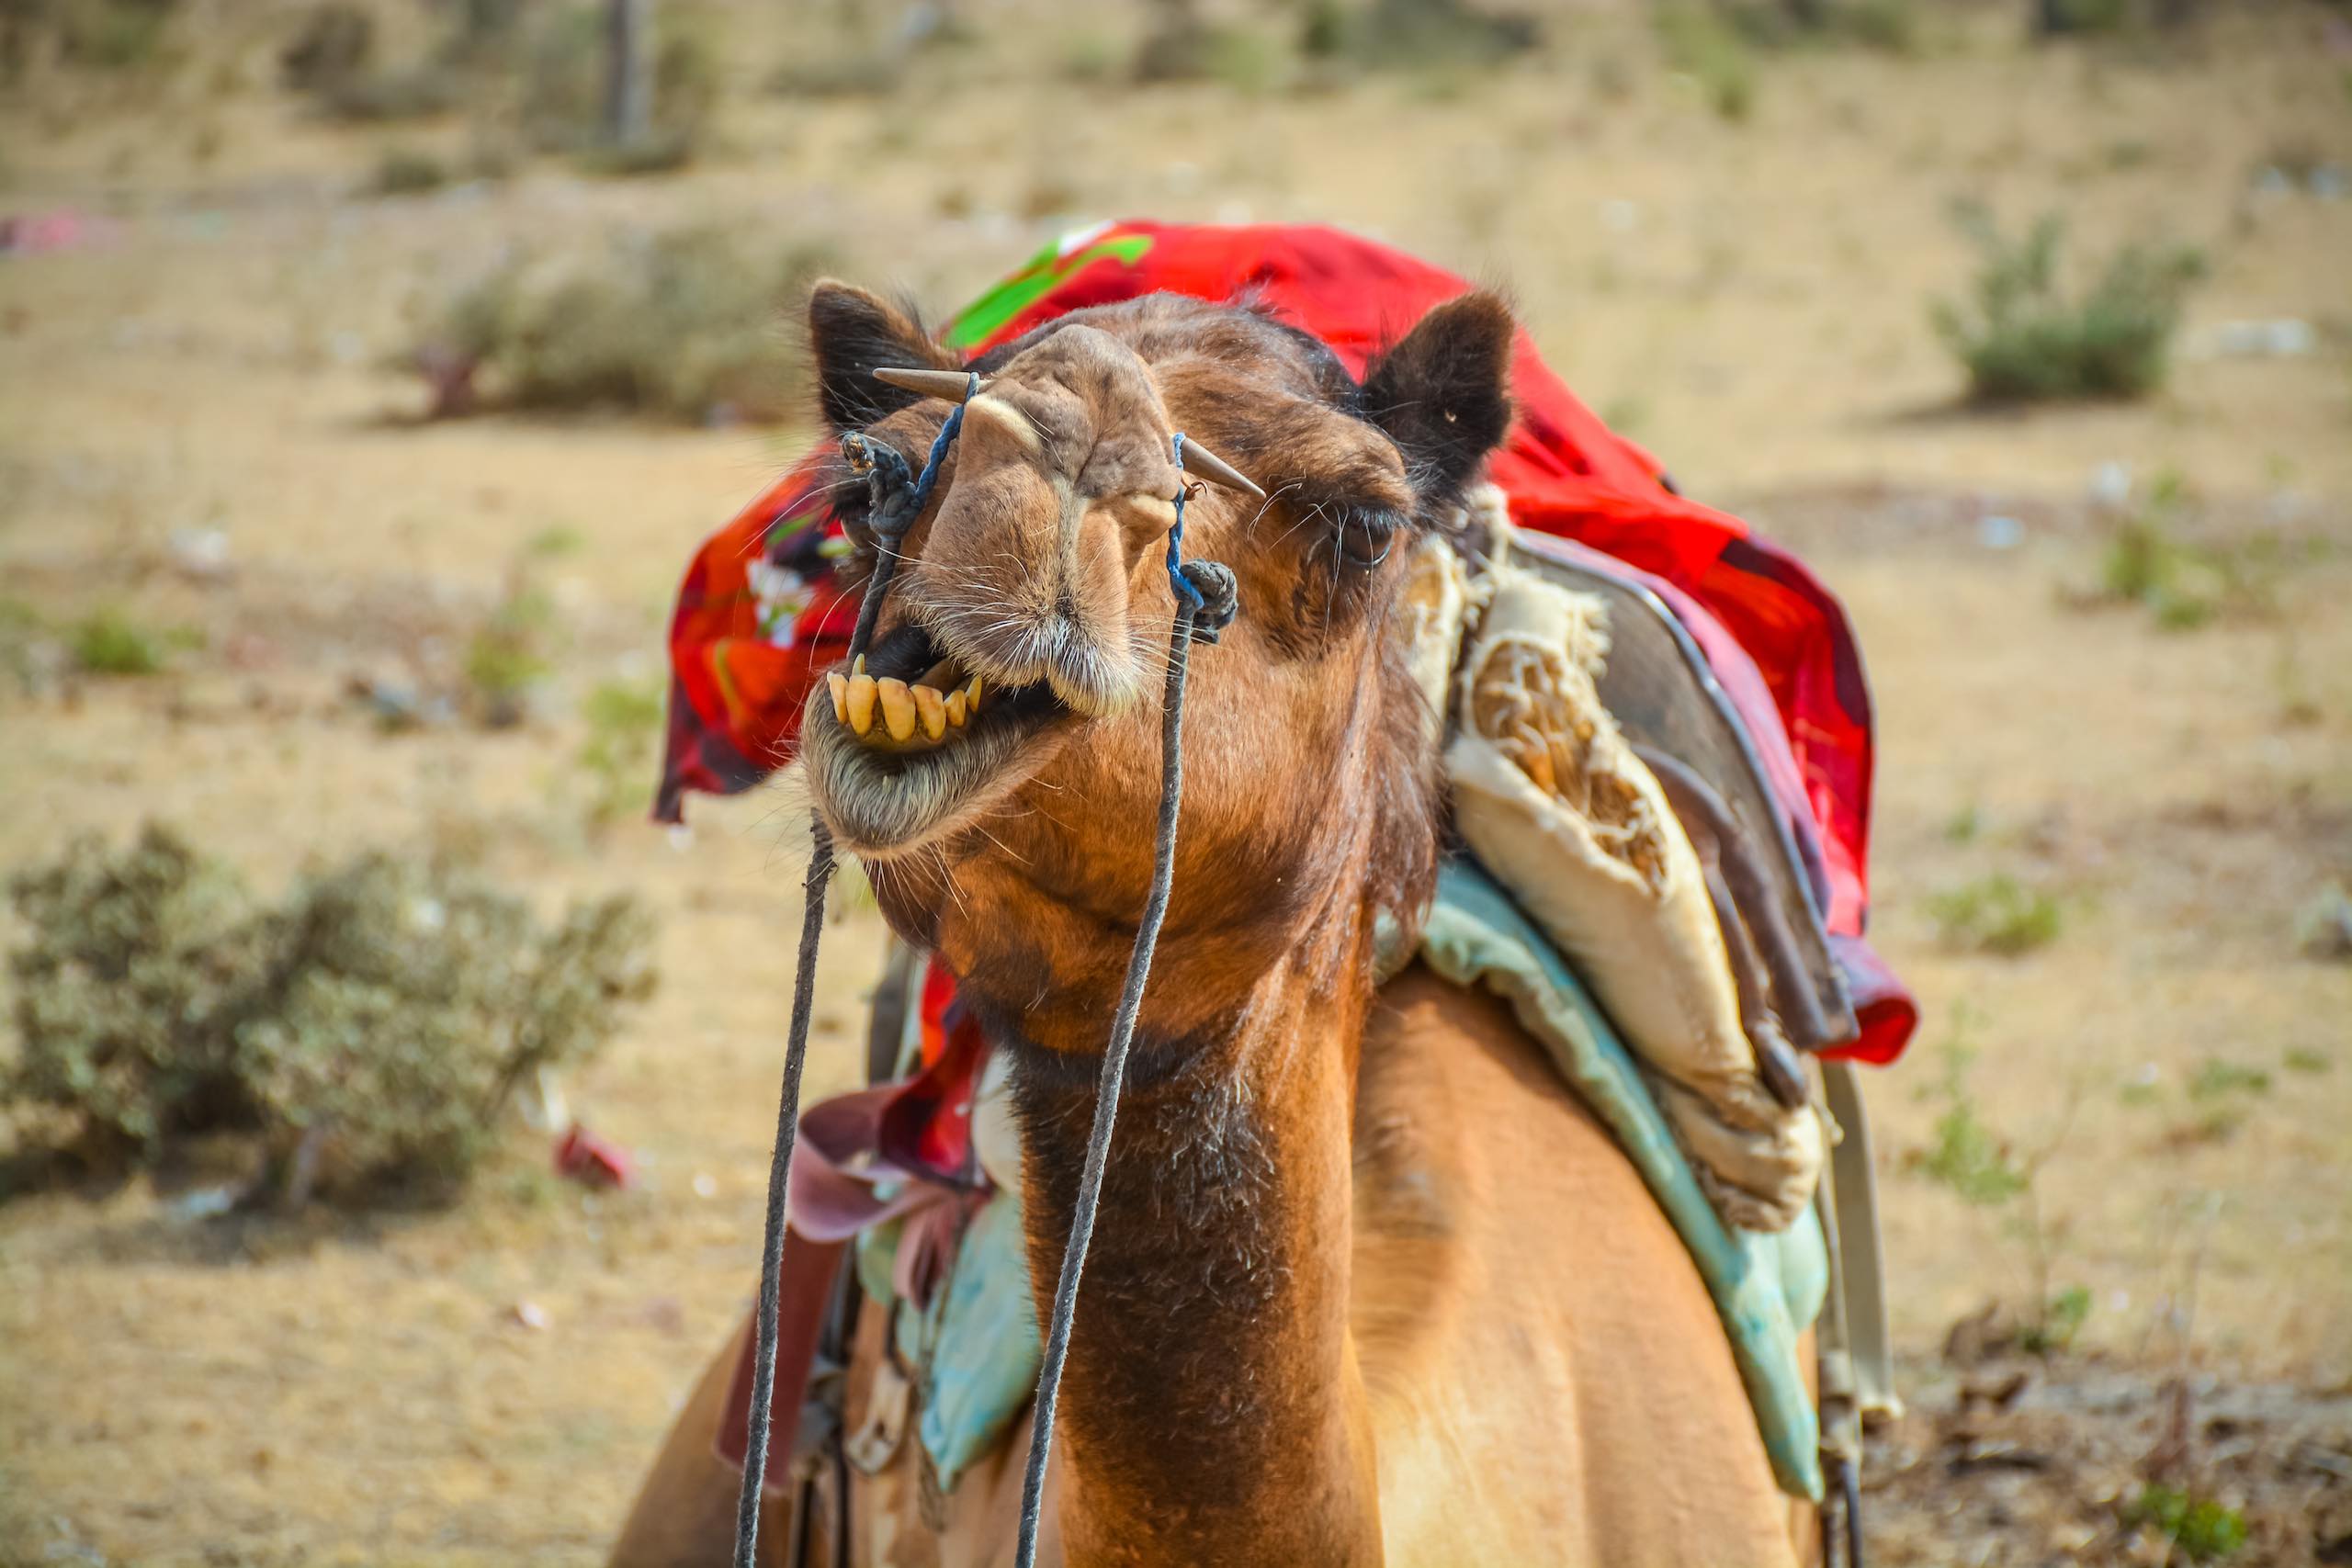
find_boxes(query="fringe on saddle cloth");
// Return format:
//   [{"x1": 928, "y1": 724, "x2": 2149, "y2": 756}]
[{"x1": 1396, "y1": 492, "x2": 1829, "y2": 1234}]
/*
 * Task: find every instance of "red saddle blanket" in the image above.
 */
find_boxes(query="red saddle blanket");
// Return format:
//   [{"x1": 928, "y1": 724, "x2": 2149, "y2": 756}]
[{"x1": 655, "y1": 220, "x2": 1913, "y2": 1066}]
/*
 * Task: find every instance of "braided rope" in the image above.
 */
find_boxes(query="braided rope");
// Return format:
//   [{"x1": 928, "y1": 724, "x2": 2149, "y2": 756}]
[
  {"x1": 1012, "y1": 437, "x2": 1222, "y2": 1568},
  {"x1": 731, "y1": 824, "x2": 837, "y2": 1568}
]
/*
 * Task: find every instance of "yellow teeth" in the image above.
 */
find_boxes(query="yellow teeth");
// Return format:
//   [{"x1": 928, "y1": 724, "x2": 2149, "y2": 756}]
[
  {"x1": 845, "y1": 671, "x2": 878, "y2": 735},
  {"x1": 837, "y1": 652, "x2": 987, "y2": 750},
  {"x1": 877, "y1": 678, "x2": 917, "y2": 742},
  {"x1": 912, "y1": 683, "x2": 947, "y2": 740}
]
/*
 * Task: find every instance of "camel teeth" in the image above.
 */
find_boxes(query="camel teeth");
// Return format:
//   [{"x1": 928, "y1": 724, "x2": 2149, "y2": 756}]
[
  {"x1": 912, "y1": 683, "x2": 947, "y2": 740},
  {"x1": 826, "y1": 671, "x2": 850, "y2": 726},
  {"x1": 853, "y1": 654, "x2": 868, "y2": 677},
  {"x1": 877, "y1": 678, "x2": 917, "y2": 742},
  {"x1": 846, "y1": 672, "x2": 878, "y2": 735},
  {"x1": 944, "y1": 688, "x2": 967, "y2": 728},
  {"x1": 965, "y1": 675, "x2": 983, "y2": 712}
]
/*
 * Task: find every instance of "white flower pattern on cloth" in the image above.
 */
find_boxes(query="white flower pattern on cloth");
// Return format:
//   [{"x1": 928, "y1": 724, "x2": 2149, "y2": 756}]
[{"x1": 747, "y1": 557, "x2": 807, "y2": 647}]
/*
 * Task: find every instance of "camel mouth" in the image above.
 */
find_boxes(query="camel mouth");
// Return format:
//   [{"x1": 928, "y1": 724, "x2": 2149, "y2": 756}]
[{"x1": 804, "y1": 619, "x2": 1074, "y2": 859}]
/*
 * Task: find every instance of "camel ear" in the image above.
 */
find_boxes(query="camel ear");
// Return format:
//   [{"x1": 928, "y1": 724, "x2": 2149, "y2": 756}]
[
  {"x1": 1359, "y1": 291, "x2": 1516, "y2": 508},
  {"x1": 807, "y1": 280, "x2": 961, "y2": 432}
]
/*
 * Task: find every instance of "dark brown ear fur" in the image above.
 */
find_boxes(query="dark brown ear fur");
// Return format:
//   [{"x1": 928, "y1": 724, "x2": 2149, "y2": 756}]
[
  {"x1": 807, "y1": 280, "x2": 961, "y2": 432},
  {"x1": 1358, "y1": 291, "x2": 1516, "y2": 511}
]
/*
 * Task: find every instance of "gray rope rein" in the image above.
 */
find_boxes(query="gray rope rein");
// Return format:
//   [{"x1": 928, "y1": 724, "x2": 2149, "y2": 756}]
[{"x1": 731, "y1": 424, "x2": 1233, "y2": 1568}]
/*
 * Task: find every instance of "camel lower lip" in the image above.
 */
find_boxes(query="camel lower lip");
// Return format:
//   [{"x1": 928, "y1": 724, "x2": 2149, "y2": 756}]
[{"x1": 806, "y1": 625, "x2": 1070, "y2": 857}]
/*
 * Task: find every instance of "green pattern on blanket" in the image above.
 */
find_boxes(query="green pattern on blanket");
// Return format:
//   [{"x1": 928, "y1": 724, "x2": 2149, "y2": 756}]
[{"x1": 891, "y1": 857, "x2": 1827, "y2": 1501}]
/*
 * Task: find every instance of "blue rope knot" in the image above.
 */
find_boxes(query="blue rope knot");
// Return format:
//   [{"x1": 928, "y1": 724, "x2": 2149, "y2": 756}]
[
  {"x1": 842, "y1": 371, "x2": 982, "y2": 662},
  {"x1": 1166, "y1": 433, "x2": 1238, "y2": 645},
  {"x1": 845, "y1": 369, "x2": 979, "y2": 543}
]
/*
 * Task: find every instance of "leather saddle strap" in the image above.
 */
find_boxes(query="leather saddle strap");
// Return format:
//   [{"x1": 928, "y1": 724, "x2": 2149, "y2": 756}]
[
  {"x1": 718, "y1": 1232, "x2": 850, "y2": 1493},
  {"x1": 1821, "y1": 1059, "x2": 1899, "y2": 1423}
]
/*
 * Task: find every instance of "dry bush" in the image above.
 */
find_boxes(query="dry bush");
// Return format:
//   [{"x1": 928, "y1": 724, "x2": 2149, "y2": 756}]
[
  {"x1": 516, "y1": 0, "x2": 719, "y2": 164},
  {"x1": 1932, "y1": 204, "x2": 2206, "y2": 403},
  {"x1": 0, "y1": 0, "x2": 177, "y2": 75},
  {"x1": 1654, "y1": 3, "x2": 1758, "y2": 120},
  {"x1": 277, "y1": 1, "x2": 373, "y2": 92},
  {"x1": 298, "y1": 0, "x2": 717, "y2": 167},
  {"x1": 412, "y1": 224, "x2": 835, "y2": 423},
  {"x1": 1297, "y1": 0, "x2": 1539, "y2": 75},
  {"x1": 5, "y1": 824, "x2": 657, "y2": 1202}
]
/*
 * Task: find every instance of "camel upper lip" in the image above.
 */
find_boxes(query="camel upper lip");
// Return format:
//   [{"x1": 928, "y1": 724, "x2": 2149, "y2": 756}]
[{"x1": 804, "y1": 616, "x2": 1074, "y2": 858}]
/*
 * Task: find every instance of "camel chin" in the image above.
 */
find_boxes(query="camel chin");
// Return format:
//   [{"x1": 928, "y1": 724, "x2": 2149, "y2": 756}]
[{"x1": 805, "y1": 616, "x2": 1077, "y2": 861}]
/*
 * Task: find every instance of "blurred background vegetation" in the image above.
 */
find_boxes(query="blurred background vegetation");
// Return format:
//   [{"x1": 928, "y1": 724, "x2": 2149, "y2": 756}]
[{"x1": 2, "y1": 0, "x2": 2348, "y2": 1562}]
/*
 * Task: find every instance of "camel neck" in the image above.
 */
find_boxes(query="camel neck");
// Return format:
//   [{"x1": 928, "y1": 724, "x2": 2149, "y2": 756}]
[{"x1": 1004, "y1": 953, "x2": 1382, "y2": 1568}]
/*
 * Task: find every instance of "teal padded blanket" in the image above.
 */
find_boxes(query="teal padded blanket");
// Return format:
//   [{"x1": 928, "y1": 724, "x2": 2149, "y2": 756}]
[{"x1": 881, "y1": 858, "x2": 1827, "y2": 1500}]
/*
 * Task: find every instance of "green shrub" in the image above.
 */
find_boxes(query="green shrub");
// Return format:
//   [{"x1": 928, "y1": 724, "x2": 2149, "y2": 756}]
[
  {"x1": 1717, "y1": 0, "x2": 1917, "y2": 53},
  {"x1": 1657, "y1": 4, "x2": 1757, "y2": 120},
  {"x1": 4, "y1": 825, "x2": 656, "y2": 1201},
  {"x1": 2188, "y1": 1057, "x2": 2271, "y2": 1100},
  {"x1": 1298, "y1": 0, "x2": 1540, "y2": 73},
  {"x1": 2092, "y1": 470, "x2": 2288, "y2": 631},
  {"x1": 577, "y1": 676, "x2": 663, "y2": 825},
  {"x1": 1928, "y1": 873, "x2": 2064, "y2": 955},
  {"x1": 370, "y1": 147, "x2": 449, "y2": 197},
  {"x1": 69, "y1": 605, "x2": 178, "y2": 675},
  {"x1": 2122, "y1": 1485, "x2": 2247, "y2": 1562},
  {"x1": 1056, "y1": 30, "x2": 1125, "y2": 83},
  {"x1": 1932, "y1": 205, "x2": 2205, "y2": 402},
  {"x1": 1920, "y1": 1096, "x2": 2027, "y2": 1205},
  {"x1": 1840, "y1": 0, "x2": 1918, "y2": 52},
  {"x1": 1910, "y1": 1034, "x2": 2083, "y2": 1354},
  {"x1": 2018, "y1": 1283, "x2": 2092, "y2": 1354},
  {"x1": 2034, "y1": 0, "x2": 2134, "y2": 36},
  {"x1": 414, "y1": 225, "x2": 834, "y2": 424},
  {"x1": 35, "y1": 0, "x2": 176, "y2": 70},
  {"x1": 462, "y1": 572, "x2": 558, "y2": 726}
]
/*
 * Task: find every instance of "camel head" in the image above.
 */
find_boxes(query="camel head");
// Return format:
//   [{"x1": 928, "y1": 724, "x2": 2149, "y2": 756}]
[{"x1": 801, "y1": 282, "x2": 1516, "y2": 1055}]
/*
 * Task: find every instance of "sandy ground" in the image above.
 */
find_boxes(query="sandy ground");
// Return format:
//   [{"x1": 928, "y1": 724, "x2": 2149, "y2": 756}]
[{"x1": 2, "y1": 3, "x2": 2349, "y2": 1562}]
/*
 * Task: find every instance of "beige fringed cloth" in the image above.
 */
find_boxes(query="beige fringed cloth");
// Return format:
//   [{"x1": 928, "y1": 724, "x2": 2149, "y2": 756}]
[{"x1": 1396, "y1": 492, "x2": 1829, "y2": 1232}]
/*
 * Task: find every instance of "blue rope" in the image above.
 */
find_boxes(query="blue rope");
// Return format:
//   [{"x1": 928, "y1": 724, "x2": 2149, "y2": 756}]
[
  {"x1": 1166, "y1": 433, "x2": 1207, "y2": 615},
  {"x1": 902, "y1": 375, "x2": 978, "y2": 525},
  {"x1": 845, "y1": 371, "x2": 979, "y2": 664}
]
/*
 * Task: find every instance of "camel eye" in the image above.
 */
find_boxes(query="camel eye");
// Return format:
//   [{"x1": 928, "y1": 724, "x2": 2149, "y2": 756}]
[{"x1": 1335, "y1": 509, "x2": 1401, "y2": 568}]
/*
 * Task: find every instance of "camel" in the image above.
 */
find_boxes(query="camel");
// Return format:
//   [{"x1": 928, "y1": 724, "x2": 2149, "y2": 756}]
[{"x1": 613, "y1": 282, "x2": 1814, "y2": 1567}]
